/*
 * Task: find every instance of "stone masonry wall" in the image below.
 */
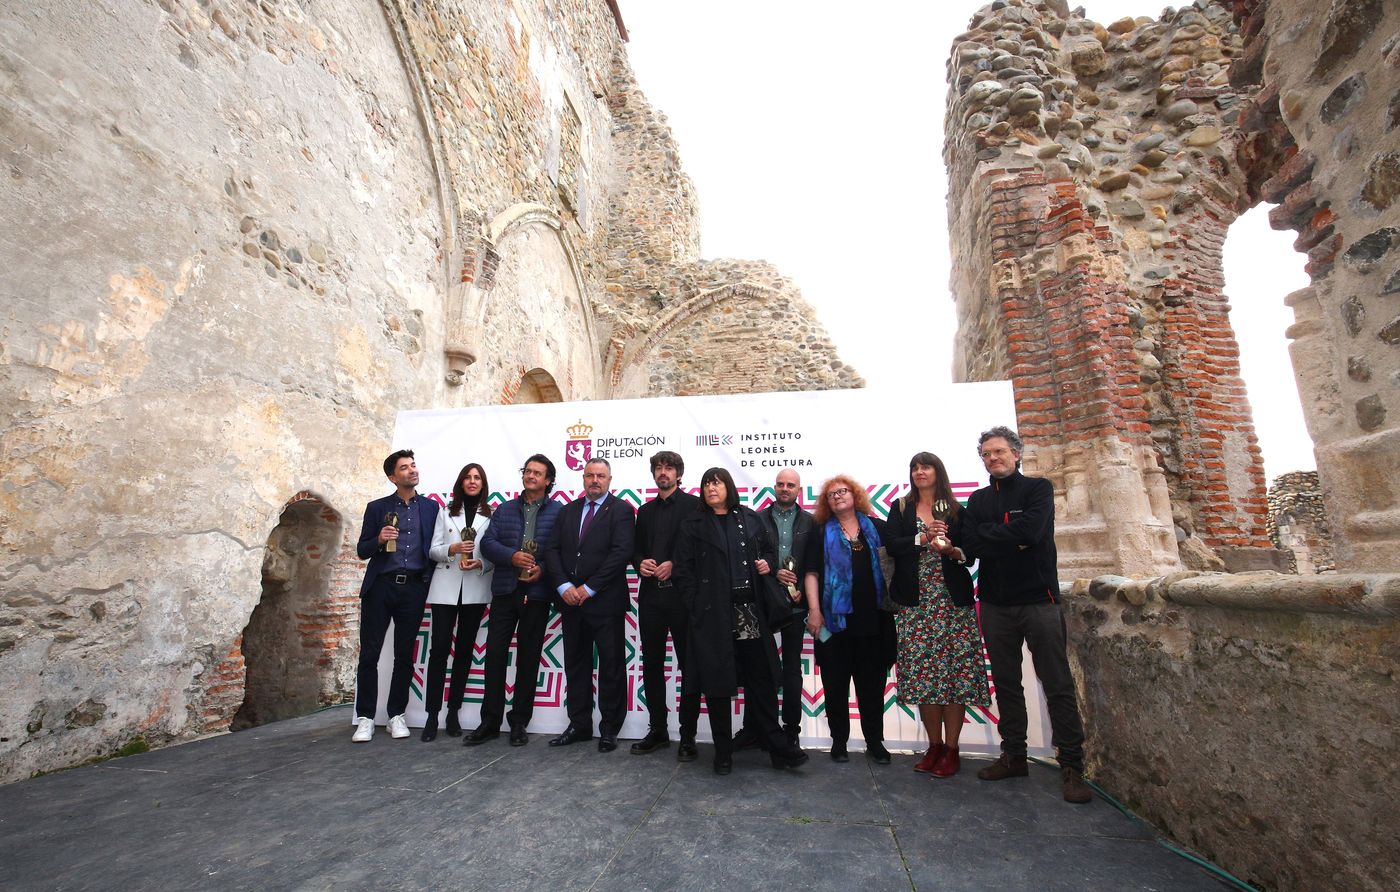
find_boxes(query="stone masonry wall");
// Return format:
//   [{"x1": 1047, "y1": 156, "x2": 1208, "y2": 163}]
[
  {"x1": 1067, "y1": 572, "x2": 1398, "y2": 891},
  {"x1": 0, "y1": 0, "x2": 857, "y2": 781},
  {"x1": 1268, "y1": 470, "x2": 1334, "y2": 573},
  {"x1": 946, "y1": 0, "x2": 1282, "y2": 579}
]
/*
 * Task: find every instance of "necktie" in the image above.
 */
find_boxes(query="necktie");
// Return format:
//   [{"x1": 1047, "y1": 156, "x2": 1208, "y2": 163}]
[{"x1": 579, "y1": 500, "x2": 598, "y2": 540}]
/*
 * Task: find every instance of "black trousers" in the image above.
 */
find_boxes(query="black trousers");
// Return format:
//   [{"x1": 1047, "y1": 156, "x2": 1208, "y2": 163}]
[
  {"x1": 478, "y1": 595, "x2": 551, "y2": 731},
  {"x1": 560, "y1": 607, "x2": 627, "y2": 738},
  {"x1": 423, "y1": 602, "x2": 488, "y2": 720},
  {"x1": 980, "y1": 601, "x2": 1086, "y2": 771},
  {"x1": 638, "y1": 586, "x2": 700, "y2": 737},
  {"x1": 816, "y1": 630, "x2": 888, "y2": 746},
  {"x1": 355, "y1": 573, "x2": 428, "y2": 719},
  {"x1": 708, "y1": 637, "x2": 788, "y2": 759}
]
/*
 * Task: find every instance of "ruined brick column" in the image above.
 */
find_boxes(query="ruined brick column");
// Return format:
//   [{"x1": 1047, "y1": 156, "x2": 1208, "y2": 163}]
[{"x1": 945, "y1": 0, "x2": 1279, "y2": 577}]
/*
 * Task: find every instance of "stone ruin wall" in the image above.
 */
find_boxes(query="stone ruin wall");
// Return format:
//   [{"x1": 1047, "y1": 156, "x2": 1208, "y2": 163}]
[
  {"x1": 948, "y1": 1, "x2": 1399, "y2": 888},
  {"x1": 1268, "y1": 470, "x2": 1334, "y2": 573},
  {"x1": 0, "y1": 0, "x2": 857, "y2": 782}
]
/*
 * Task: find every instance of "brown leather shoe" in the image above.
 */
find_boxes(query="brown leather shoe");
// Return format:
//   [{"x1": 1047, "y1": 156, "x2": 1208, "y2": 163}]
[
  {"x1": 976, "y1": 752, "x2": 1028, "y2": 780},
  {"x1": 1062, "y1": 766, "x2": 1092, "y2": 803},
  {"x1": 914, "y1": 742, "x2": 945, "y2": 773},
  {"x1": 930, "y1": 746, "x2": 960, "y2": 778}
]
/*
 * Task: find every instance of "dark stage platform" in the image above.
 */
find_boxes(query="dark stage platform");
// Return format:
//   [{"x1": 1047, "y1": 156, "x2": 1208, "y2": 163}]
[{"x1": 0, "y1": 707, "x2": 1231, "y2": 890}]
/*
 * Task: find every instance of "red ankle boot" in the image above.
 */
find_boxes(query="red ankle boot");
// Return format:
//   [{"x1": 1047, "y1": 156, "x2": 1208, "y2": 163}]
[
  {"x1": 931, "y1": 746, "x2": 961, "y2": 778},
  {"x1": 915, "y1": 742, "x2": 945, "y2": 773}
]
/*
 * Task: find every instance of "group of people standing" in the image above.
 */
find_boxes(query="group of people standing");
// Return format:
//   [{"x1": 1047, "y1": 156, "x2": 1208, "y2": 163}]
[{"x1": 351, "y1": 425, "x2": 1092, "y2": 802}]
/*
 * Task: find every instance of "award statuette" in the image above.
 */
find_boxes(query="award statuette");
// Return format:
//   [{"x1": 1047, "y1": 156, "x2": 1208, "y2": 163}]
[
  {"x1": 782, "y1": 555, "x2": 799, "y2": 602},
  {"x1": 384, "y1": 511, "x2": 400, "y2": 553},
  {"x1": 518, "y1": 538, "x2": 538, "y2": 581},
  {"x1": 459, "y1": 526, "x2": 478, "y2": 570},
  {"x1": 930, "y1": 499, "x2": 950, "y2": 551}
]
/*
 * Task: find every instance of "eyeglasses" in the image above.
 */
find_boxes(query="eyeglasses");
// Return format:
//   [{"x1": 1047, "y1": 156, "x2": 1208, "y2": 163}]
[{"x1": 827, "y1": 488, "x2": 852, "y2": 499}]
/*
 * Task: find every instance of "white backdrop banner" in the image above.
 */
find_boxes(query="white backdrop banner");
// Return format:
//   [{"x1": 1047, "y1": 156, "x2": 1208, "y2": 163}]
[{"x1": 368, "y1": 384, "x2": 1052, "y2": 754}]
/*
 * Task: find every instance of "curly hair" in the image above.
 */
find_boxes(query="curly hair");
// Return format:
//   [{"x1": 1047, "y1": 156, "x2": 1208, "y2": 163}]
[{"x1": 812, "y1": 474, "x2": 874, "y2": 524}]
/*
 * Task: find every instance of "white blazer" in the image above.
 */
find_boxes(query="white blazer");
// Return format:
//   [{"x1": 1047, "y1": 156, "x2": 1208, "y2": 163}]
[{"x1": 426, "y1": 509, "x2": 494, "y2": 606}]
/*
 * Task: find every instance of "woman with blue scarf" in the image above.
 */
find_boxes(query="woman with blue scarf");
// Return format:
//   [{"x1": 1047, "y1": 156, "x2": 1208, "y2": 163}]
[{"x1": 803, "y1": 475, "x2": 897, "y2": 764}]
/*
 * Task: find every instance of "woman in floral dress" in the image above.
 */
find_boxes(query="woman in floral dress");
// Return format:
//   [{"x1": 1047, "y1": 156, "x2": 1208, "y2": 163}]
[{"x1": 884, "y1": 452, "x2": 990, "y2": 778}]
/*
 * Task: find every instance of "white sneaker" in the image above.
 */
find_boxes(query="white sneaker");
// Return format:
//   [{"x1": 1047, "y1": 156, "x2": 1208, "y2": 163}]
[
  {"x1": 352, "y1": 717, "x2": 375, "y2": 743},
  {"x1": 388, "y1": 714, "x2": 410, "y2": 739}
]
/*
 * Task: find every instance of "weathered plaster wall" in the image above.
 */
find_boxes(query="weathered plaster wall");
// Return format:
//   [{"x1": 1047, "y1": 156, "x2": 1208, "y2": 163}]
[
  {"x1": 0, "y1": 0, "x2": 858, "y2": 781},
  {"x1": 0, "y1": 0, "x2": 446, "y2": 780},
  {"x1": 1067, "y1": 572, "x2": 1398, "y2": 891}
]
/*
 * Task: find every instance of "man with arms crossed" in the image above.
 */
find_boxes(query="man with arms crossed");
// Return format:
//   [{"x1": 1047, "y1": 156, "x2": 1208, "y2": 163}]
[
  {"x1": 469, "y1": 454, "x2": 562, "y2": 747},
  {"x1": 544, "y1": 457, "x2": 637, "y2": 752},
  {"x1": 630, "y1": 451, "x2": 703, "y2": 759},
  {"x1": 956, "y1": 426, "x2": 1091, "y2": 803},
  {"x1": 352, "y1": 449, "x2": 439, "y2": 742}
]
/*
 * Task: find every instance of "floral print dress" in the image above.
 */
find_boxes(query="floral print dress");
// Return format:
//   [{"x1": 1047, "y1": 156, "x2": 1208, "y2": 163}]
[{"x1": 895, "y1": 519, "x2": 991, "y2": 707}]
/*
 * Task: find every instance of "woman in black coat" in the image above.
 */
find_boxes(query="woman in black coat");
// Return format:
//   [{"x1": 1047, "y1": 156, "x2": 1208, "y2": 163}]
[{"x1": 674, "y1": 467, "x2": 810, "y2": 775}]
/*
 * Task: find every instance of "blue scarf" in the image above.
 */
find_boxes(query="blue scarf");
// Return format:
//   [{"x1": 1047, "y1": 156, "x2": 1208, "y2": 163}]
[{"x1": 821, "y1": 514, "x2": 886, "y2": 634}]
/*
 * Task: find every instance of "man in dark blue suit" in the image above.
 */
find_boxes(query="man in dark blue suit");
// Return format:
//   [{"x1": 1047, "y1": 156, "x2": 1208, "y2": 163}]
[
  {"x1": 469, "y1": 454, "x2": 563, "y2": 747},
  {"x1": 544, "y1": 457, "x2": 636, "y2": 752},
  {"x1": 352, "y1": 449, "x2": 439, "y2": 743}
]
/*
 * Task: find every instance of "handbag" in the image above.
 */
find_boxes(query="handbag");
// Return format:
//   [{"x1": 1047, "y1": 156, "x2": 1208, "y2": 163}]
[{"x1": 757, "y1": 574, "x2": 803, "y2": 632}]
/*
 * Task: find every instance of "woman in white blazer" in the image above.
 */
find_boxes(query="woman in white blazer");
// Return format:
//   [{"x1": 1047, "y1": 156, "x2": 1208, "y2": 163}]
[{"x1": 422, "y1": 463, "x2": 495, "y2": 741}]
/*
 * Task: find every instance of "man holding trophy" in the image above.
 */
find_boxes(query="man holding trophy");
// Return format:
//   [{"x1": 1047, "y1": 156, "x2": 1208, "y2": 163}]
[
  {"x1": 352, "y1": 449, "x2": 440, "y2": 743},
  {"x1": 755, "y1": 468, "x2": 815, "y2": 747},
  {"x1": 470, "y1": 454, "x2": 563, "y2": 747}
]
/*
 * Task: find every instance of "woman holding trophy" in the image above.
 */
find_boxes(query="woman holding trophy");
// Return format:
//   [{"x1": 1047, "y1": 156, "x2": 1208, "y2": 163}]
[
  {"x1": 422, "y1": 463, "x2": 495, "y2": 741},
  {"x1": 883, "y1": 452, "x2": 989, "y2": 778}
]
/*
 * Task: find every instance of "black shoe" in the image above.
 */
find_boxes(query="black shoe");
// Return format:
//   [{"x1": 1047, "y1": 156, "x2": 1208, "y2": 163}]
[
  {"x1": 462, "y1": 726, "x2": 499, "y2": 747},
  {"x1": 784, "y1": 725, "x2": 801, "y2": 748},
  {"x1": 771, "y1": 747, "x2": 809, "y2": 770},
  {"x1": 677, "y1": 737, "x2": 698, "y2": 762},
  {"x1": 509, "y1": 726, "x2": 528, "y2": 747},
  {"x1": 731, "y1": 727, "x2": 762, "y2": 751},
  {"x1": 630, "y1": 729, "x2": 670, "y2": 755},
  {"x1": 713, "y1": 756, "x2": 733, "y2": 776},
  {"x1": 549, "y1": 725, "x2": 592, "y2": 747},
  {"x1": 867, "y1": 743, "x2": 891, "y2": 765},
  {"x1": 420, "y1": 716, "x2": 438, "y2": 742},
  {"x1": 445, "y1": 712, "x2": 463, "y2": 738},
  {"x1": 830, "y1": 742, "x2": 849, "y2": 763},
  {"x1": 598, "y1": 736, "x2": 618, "y2": 753}
]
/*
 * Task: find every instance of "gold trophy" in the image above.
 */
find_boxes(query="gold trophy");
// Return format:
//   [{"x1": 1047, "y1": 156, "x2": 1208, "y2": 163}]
[
  {"x1": 782, "y1": 555, "x2": 799, "y2": 602},
  {"x1": 930, "y1": 499, "x2": 950, "y2": 551},
  {"x1": 459, "y1": 526, "x2": 478, "y2": 570},
  {"x1": 518, "y1": 538, "x2": 538, "y2": 581},
  {"x1": 384, "y1": 511, "x2": 399, "y2": 553}
]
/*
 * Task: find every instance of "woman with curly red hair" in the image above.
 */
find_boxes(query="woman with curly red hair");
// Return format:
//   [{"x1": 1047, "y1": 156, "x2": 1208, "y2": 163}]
[{"x1": 802, "y1": 475, "x2": 896, "y2": 764}]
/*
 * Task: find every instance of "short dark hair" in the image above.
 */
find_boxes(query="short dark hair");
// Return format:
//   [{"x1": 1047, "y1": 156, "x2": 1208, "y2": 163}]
[
  {"x1": 383, "y1": 449, "x2": 414, "y2": 478},
  {"x1": 978, "y1": 426, "x2": 1024, "y2": 468},
  {"x1": 585, "y1": 457, "x2": 611, "y2": 471},
  {"x1": 522, "y1": 453, "x2": 556, "y2": 494},
  {"x1": 699, "y1": 467, "x2": 741, "y2": 512},
  {"x1": 649, "y1": 450, "x2": 685, "y2": 477}
]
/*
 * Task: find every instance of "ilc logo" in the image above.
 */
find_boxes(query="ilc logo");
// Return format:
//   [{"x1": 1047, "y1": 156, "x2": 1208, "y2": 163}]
[{"x1": 564, "y1": 419, "x2": 594, "y2": 471}]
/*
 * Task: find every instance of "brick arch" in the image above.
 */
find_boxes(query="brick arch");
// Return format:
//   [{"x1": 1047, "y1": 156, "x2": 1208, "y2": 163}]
[
  {"x1": 507, "y1": 367, "x2": 564, "y2": 404},
  {"x1": 606, "y1": 282, "x2": 777, "y2": 387}
]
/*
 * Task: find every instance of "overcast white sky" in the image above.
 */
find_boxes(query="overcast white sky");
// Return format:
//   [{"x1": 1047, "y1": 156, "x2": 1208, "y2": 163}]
[{"x1": 620, "y1": 1, "x2": 1315, "y2": 480}]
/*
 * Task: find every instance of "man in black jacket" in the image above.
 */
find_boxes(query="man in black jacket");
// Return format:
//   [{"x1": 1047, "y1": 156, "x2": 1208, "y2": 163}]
[
  {"x1": 755, "y1": 468, "x2": 813, "y2": 746},
  {"x1": 956, "y1": 426, "x2": 1091, "y2": 804},
  {"x1": 630, "y1": 451, "x2": 703, "y2": 758}
]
